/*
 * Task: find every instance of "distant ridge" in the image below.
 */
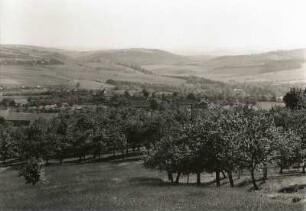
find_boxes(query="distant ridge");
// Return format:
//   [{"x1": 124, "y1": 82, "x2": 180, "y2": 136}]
[{"x1": 0, "y1": 45, "x2": 305, "y2": 87}]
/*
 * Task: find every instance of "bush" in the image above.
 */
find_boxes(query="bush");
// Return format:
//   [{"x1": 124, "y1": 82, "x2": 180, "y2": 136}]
[{"x1": 19, "y1": 157, "x2": 46, "y2": 185}]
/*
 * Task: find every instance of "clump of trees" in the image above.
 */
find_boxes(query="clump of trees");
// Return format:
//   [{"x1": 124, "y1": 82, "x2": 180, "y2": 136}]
[
  {"x1": 144, "y1": 105, "x2": 306, "y2": 190},
  {"x1": 1, "y1": 91, "x2": 306, "y2": 190},
  {"x1": 283, "y1": 87, "x2": 306, "y2": 110}
]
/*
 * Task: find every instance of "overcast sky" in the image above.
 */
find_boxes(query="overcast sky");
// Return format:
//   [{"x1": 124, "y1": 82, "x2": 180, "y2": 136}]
[{"x1": 1, "y1": 0, "x2": 306, "y2": 52}]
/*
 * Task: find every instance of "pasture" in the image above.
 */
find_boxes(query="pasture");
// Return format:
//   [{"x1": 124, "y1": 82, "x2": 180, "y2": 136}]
[
  {"x1": 143, "y1": 63, "x2": 306, "y2": 84},
  {"x1": 0, "y1": 158, "x2": 305, "y2": 211}
]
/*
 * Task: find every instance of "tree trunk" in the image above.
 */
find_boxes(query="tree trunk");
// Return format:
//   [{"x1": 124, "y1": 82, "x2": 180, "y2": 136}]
[
  {"x1": 262, "y1": 164, "x2": 268, "y2": 182},
  {"x1": 302, "y1": 162, "x2": 306, "y2": 173},
  {"x1": 250, "y1": 168, "x2": 259, "y2": 190},
  {"x1": 196, "y1": 172, "x2": 201, "y2": 185},
  {"x1": 175, "y1": 172, "x2": 181, "y2": 184},
  {"x1": 221, "y1": 171, "x2": 227, "y2": 178},
  {"x1": 167, "y1": 171, "x2": 173, "y2": 183},
  {"x1": 238, "y1": 169, "x2": 243, "y2": 179},
  {"x1": 216, "y1": 170, "x2": 221, "y2": 187},
  {"x1": 227, "y1": 171, "x2": 234, "y2": 187},
  {"x1": 187, "y1": 174, "x2": 190, "y2": 184},
  {"x1": 59, "y1": 158, "x2": 63, "y2": 165},
  {"x1": 279, "y1": 165, "x2": 283, "y2": 174}
]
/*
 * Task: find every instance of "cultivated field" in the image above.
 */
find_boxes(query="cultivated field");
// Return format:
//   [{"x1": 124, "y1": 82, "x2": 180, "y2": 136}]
[{"x1": 0, "y1": 45, "x2": 305, "y2": 88}]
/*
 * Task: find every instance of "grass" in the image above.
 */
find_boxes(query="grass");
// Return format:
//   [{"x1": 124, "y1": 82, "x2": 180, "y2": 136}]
[{"x1": 0, "y1": 158, "x2": 305, "y2": 211}]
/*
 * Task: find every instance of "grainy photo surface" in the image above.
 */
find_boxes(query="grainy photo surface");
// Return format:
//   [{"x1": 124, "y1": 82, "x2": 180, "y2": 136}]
[{"x1": 0, "y1": 0, "x2": 306, "y2": 210}]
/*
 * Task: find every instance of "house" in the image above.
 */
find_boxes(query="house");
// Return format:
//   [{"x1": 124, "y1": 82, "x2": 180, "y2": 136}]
[
  {"x1": 14, "y1": 98, "x2": 28, "y2": 106},
  {"x1": 276, "y1": 96, "x2": 283, "y2": 102}
]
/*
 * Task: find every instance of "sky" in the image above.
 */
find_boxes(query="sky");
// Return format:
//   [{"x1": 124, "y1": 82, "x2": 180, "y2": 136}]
[{"x1": 1, "y1": 0, "x2": 306, "y2": 53}]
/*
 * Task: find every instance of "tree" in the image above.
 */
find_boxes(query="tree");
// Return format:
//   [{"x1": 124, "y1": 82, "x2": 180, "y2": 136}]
[
  {"x1": 0, "y1": 98, "x2": 16, "y2": 107},
  {"x1": 19, "y1": 157, "x2": 46, "y2": 185},
  {"x1": 273, "y1": 129, "x2": 302, "y2": 173},
  {"x1": 0, "y1": 123, "x2": 13, "y2": 164},
  {"x1": 144, "y1": 130, "x2": 189, "y2": 184},
  {"x1": 76, "y1": 82, "x2": 81, "y2": 89},
  {"x1": 186, "y1": 93, "x2": 197, "y2": 101},
  {"x1": 283, "y1": 88, "x2": 304, "y2": 109},
  {"x1": 270, "y1": 107, "x2": 306, "y2": 173},
  {"x1": 14, "y1": 119, "x2": 50, "y2": 185},
  {"x1": 235, "y1": 107, "x2": 277, "y2": 190},
  {"x1": 19, "y1": 119, "x2": 49, "y2": 160},
  {"x1": 124, "y1": 90, "x2": 131, "y2": 98},
  {"x1": 124, "y1": 114, "x2": 144, "y2": 153},
  {"x1": 142, "y1": 89, "x2": 150, "y2": 98},
  {"x1": 48, "y1": 117, "x2": 71, "y2": 164},
  {"x1": 213, "y1": 107, "x2": 245, "y2": 187},
  {"x1": 71, "y1": 114, "x2": 94, "y2": 161}
]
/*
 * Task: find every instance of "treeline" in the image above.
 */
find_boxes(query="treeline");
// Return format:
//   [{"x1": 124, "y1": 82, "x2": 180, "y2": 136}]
[
  {"x1": 105, "y1": 77, "x2": 291, "y2": 103},
  {"x1": 0, "y1": 100, "x2": 306, "y2": 189}
]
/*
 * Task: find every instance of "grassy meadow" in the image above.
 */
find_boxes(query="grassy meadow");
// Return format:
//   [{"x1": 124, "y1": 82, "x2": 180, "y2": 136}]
[{"x1": 0, "y1": 157, "x2": 305, "y2": 211}]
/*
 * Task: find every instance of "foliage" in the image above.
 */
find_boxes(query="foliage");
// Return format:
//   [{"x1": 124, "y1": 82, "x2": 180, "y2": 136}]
[
  {"x1": 2, "y1": 90, "x2": 306, "y2": 189},
  {"x1": 18, "y1": 157, "x2": 46, "y2": 185},
  {"x1": 283, "y1": 88, "x2": 305, "y2": 109}
]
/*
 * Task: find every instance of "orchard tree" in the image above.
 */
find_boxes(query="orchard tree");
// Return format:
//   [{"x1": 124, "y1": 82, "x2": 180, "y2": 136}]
[
  {"x1": 20, "y1": 119, "x2": 49, "y2": 160},
  {"x1": 144, "y1": 129, "x2": 190, "y2": 184},
  {"x1": 71, "y1": 114, "x2": 94, "y2": 161},
  {"x1": 48, "y1": 117, "x2": 71, "y2": 164},
  {"x1": 273, "y1": 129, "x2": 302, "y2": 173},
  {"x1": 0, "y1": 122, "x2": 13, "y2": 164},
  {"x1": 236, "y1": 108, "x2": 277, "y2": 190},
  {"x1": 16, "y1": 119, "x2": 49, "y2": 185}
]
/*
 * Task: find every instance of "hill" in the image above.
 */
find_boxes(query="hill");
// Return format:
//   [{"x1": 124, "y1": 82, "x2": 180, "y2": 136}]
[
  {"x1": 144, "y1": 49, "x2": 306, "y2": 83},
  {"x1": 0, "y1": 45, "x2": 305, "y2": 89},
  {"x1": 0, "y1": 45, "x2": 186, "y2": 89},
  {"x1": 77, "y1": 48, "x2": 186, "y2": 65}
]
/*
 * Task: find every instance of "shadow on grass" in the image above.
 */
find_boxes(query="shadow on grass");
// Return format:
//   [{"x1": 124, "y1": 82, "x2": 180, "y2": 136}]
[
  {"x1": 1, "y1": 151, "x2": 144, "y2": 167},
  {"x1": 236, "y1": 178, "x2": 266, "y2": 188},
  {"x1": 129, "y1": 177, "x2": 165, "y2": 186},
  {"x1": 279, "y1": 184, "x2": 306, "y2": 193},
  {"x1": 199, "y1": 176, "x2": 228, "y2": 187},
  {"x1": 55, "y1": 152, "x2": 144, "y2": 166},
  {"x1": 0, "y1": 158, "x2": 25, "y2": 168},
  {"x1": 112, "y1": 157, "x2": 142, "y2": 164},
  {"x1": 268, "y1": 171, "x2": 306, "y2": 179},
  {"x1": 83, "y1": 152, "x2": 143, "y2": 164},
  {"x1": 129, "y1": 175, "x2": 235, "y2": 188}
]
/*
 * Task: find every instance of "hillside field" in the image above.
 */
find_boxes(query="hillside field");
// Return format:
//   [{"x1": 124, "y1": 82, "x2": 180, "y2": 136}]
[
  {"x1": 0, "y1": 158, "x2": 305, "y2": 211},
  {"x1": 0, "y1": 45, "x2": 305, "y2": 89}
]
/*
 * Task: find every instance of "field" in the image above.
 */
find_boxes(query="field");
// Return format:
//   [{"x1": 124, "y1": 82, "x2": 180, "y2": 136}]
[
  {"x1": 256, "y1": 102, "x2": 284, "y2": 110},
  {"x1": 143, "y1": 63, "x2": 306, "y2": 84},
  {"x1": 0, "y1": 158, "x2": 305, "y2": 211},
  {"x1": 0, "y1": 45, "x2": 305, "y2": 89}
]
